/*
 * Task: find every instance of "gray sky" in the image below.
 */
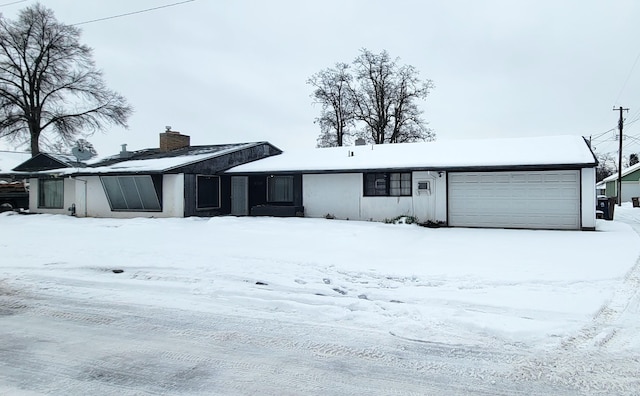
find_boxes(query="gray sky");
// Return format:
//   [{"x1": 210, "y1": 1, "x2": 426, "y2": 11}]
[{"x1": 2, "y1": 0, "x2": 640, "y2": 162}]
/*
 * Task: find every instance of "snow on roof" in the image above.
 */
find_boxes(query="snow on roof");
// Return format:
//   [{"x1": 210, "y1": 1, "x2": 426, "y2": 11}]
[
  {"x1": 0, "y1": 151, "x2": 31, "y2": 173},
  {"x1": 602, "y1": 161, "x2": 640, "y2": 182},
  {"x1": 228, "y1": 135, "x2": 596, "y2": 173},
  {"x1": 37, "y1": 142, "x2": 261, "y2": 175}
]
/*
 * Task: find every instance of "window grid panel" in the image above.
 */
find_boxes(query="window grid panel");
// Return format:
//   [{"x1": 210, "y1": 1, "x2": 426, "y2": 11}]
[
  {"x1": 101, "y1": 176, "x2": 161, "y2": 211},
  {"x1": 135, "y1": 176, "x2": 161, "y2": 210},
  {"x1": 118, "y1": 176, "x2": 144, "y2": 209}
]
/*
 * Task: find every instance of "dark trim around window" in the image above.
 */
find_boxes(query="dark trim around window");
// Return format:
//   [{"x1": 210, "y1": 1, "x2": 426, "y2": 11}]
[
  {"x1": 196, "y1": 175, "x2": 221, "y2": 210},
  {"x1": 267, "y1": 175, "x2": 294, "y2": 203},
  {"x1": 100, "y1": 175, "x2": 162, "y2": 211},
  {"x1": 363, "y1": 172, "x2": 412, "y2": 196}
]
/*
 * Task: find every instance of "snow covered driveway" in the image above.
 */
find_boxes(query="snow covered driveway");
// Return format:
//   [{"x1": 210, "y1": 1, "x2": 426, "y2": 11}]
[{"x1": 1, "y1": 207, "x2": 640, "y2": 395}]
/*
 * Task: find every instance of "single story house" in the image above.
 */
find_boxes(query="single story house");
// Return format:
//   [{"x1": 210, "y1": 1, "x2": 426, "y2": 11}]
[
  {"x1": 17, "y1": 130, "x2": 281, "y2": 218},
  {"x1": 601, "y1": 162, "x2": 640, "y2": 202},
  {"x1": 226, "y1": 135, "x2": 598, "y2": 230}
]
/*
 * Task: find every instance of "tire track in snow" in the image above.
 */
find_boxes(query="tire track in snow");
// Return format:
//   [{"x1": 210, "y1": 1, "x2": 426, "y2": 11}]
[{"x1": 511, "y1": 223, "x2": 640, "y2": 395}]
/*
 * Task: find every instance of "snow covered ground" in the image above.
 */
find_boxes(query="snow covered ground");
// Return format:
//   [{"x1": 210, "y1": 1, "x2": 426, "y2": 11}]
[{"x1": 1, "y1": 205, "x2": 640, "y2": 395}]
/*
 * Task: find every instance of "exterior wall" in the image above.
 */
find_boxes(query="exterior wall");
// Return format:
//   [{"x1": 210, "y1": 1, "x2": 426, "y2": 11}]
[
  {"x1": 29, "y1": 177, "x2": 76, "y2": 215},
  {"x1": 81, "y1": 174, "x2": 184, "y2": 218},
  {"x1": 31, "y1": 174, "x2": 184, "y2": 218},
  {"x1": 604, "y1": 179, "x2": 640, "y2": 202},
  {"x1": 303, "y1": 173, "x2": 361, "y2": 219},
  {"x1": 622, "y1": 182, "x2": 640, "y2": 201},
  {"x1": 302, "y1": 171, "x2": 447, "y2": 223},
  {"x1": 581, "y1": 168, "x2": 596, "y2": 230}
]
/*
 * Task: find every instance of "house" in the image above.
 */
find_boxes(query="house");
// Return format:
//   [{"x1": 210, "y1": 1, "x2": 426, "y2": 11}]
[
  {"x1": 19, "y1": 130, "x2": 281, "y2": 218},
  {"x1": 226, "y1": 135, "x2": 598, "y2": 230},
  {"x1": 601, "y1": 162, "x2": 640, "y2": 202}
]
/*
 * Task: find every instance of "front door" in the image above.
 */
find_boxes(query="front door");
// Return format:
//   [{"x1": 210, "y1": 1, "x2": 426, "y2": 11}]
[{"x1": 231, "y1": 176, "x2": 248, "y2": 216}]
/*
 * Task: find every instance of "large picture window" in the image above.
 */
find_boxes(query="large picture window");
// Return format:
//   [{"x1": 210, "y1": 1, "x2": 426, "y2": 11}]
[
  {"x1": 196, "y1": 175, "x2": 220, "y2": 209},
  {"x1": 267, "y1": 175, "x2": 293, "y2": 203},
  {"x1": 101, "y1": 175, "x2": 161, "y2": 211},
  {"x1": 364, "y1": 172, "x2": 411, "y2": 196},
  {"x1": 38, "y1": 179, "x2": 64, "y2": 208}
]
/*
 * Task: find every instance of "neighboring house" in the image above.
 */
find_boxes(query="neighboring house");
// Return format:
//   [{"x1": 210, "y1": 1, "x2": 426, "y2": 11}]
[
  {"x1": 17, "y1": 130, "x2": 281, "y2": 218},
  {"x1": 227, "y1": 135, "x2": 598, "y2": 230},
  {"x1": 0, "y1": 150, "x2": 32, "y2": 209},
  {"x1": 601, "y1": 162, "x2": 640, "y2": 202}
]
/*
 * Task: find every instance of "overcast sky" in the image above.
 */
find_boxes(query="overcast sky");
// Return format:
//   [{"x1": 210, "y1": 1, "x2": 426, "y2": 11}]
[{"x1": 2, "y1": 0, "x2": 640, "y2": 161}]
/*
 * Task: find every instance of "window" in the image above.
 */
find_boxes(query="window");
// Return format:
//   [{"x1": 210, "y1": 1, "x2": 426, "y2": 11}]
[
  {"x1": 100, "y1": 175, "x2": 161, "y2": 211},
  {"x1": 196, "y1": 175, "x2": 220, "y2": 209},
  {"x1": 364, "y1": 172, "x2": 411, "y2": 196},
  {"x1": 267, "y1": 175, "x2": 293, "y2": 203},
  {"x1": 38, "y1": 179, "x2": 64, "y2": 208}
]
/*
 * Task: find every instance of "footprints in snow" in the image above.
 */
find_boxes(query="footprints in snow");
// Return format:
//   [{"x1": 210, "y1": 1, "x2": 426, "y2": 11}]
[{"x1": 255, "y1": 275, "x2": 404, "y2": 304}]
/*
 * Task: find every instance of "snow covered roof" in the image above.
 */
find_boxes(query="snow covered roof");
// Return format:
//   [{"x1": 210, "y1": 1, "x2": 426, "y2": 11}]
[
  {"x1": 0, "y1": 150, "x2": 31, "y2": 174},
  {"x1": 32, "y1": 142, "x2": 272, "y2": 176},
  {"x1": 602, "y1": 161, "x2": 640, "y2": 182},
  {"x1": 228, "y1": 135, "x2": 597, "y2": 173}
]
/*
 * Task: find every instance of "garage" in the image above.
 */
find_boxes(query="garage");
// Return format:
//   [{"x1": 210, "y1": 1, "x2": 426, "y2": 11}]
[{"x1": 448, "y1": 170, "x2": 581, "y2": 230}]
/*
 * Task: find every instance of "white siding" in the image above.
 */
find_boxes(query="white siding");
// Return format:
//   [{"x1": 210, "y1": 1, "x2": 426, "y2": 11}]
[
  {"x1": 302, "y1": 171, "x2": 447, "y2": 223},
  {"x1": 581, "y1": 168, "x2": 596, "y2": 230},
  {"x1": 32, "y1": 174, "x2": 185, "y2": 218},
  {"x1": 29, "y1": 177, "x2": 76, "y2": 215}
]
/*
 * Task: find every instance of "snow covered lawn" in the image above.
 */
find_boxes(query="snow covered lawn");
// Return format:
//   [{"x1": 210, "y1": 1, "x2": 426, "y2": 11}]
[{"x1": 1, "y1": 209, "x2": 638, "y2": 350}]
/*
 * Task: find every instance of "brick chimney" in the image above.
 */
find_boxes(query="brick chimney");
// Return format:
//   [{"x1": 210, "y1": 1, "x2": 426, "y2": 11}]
[{"x1": 159, "y1": 126, "x2": 190, "y2": 152}]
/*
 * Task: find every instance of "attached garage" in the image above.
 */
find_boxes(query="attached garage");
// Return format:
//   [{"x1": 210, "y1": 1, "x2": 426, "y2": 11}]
[
  {"x1": 227, "y1": 135, "x2": 598, "y2": 231},
  {"x1": 448, "y1": 170, "x2": 581, "y2": 230}
]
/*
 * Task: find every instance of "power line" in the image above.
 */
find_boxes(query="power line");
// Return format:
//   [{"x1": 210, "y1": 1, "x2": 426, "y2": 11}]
[
  {"x1": 614, "y1": 49, "x2": 640, "y2": 106},
  {"x1": 0, "y1": 0, "x2": 26, "y2": 7},
  {"x1": 72, "y1": 0, "x2": 196, "y2": 26}
]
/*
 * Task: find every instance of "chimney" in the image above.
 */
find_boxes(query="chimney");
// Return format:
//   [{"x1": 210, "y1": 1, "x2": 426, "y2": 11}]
[
  {"x1": 120, "y1": 144, "x2": 132, "y2": 158},
  {"x1": 355, "y1": 138, "x2": 366, "y2": 146},
  {"x1": 159, "y1": 126, "x2": 190, "y2": 152}
]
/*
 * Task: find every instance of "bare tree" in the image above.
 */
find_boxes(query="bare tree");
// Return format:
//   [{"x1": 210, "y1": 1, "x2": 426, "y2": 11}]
[
  {"x1": 0, "y1": 3, "x2": 133, "y2": 156},
  {"x1": 596, "y1": 152, "x2": 616, "y2": 182},
  {"x1": 309, "y1": 49, "x2": 434, "y2": 146},
  {"x1": 388, "y1": 63, "x2": 434, "y2": 143},
  {"x1": 307, "y1": 63, "x2": 354, "y2": 147},
  {"x1": 350, "y1": 49, "x2": 394, "y2": 144}
]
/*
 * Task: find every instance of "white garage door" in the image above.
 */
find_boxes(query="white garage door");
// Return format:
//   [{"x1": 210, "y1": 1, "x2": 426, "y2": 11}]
[{"x1": 448, "y1": 170, "x2": 581, "y2": 230}]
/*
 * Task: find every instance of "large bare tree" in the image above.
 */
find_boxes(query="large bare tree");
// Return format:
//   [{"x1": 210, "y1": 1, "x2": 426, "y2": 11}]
[
  {"x1": 352, "y1": 49, "x2": 434, "y2": 144},
  {"x1": 0, "y1": 3, "x2": 133, "y2": 156},
  {"x1": 309, "y1": 49, "x2": 434, "y2": 146},
  {"x1": 307, "y1": 63, "x2": 354, "y2": 147}
]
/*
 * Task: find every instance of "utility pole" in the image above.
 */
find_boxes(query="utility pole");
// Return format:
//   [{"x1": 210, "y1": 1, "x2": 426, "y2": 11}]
[{"x1": 614, "y1": 106, "x2": 629, "y2": 206}]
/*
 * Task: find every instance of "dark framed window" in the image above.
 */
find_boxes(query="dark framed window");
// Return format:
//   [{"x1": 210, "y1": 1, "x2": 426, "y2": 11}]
[
  {"x1": 267, "y1": 175, "x2": 293, "y2": 203},
  {"x1": 196, "y1": 175, "x2": 220, "y2": 209},
  {"x1": 100, "y1": 175, "x2": 162, "y2": 211},
  {"x1": 38, "y1": 178, "x2": 64, "y2": 208},
  {"x1": 364, "y1": 172, "x2": 411, "y2": 196}
]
